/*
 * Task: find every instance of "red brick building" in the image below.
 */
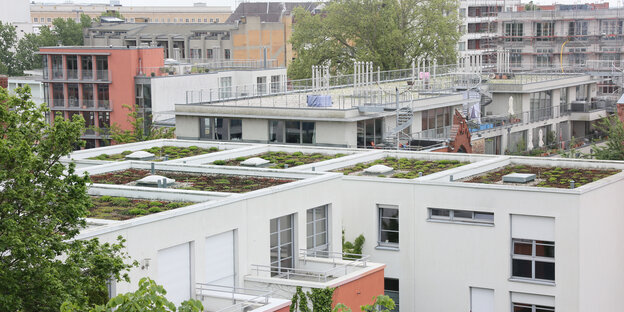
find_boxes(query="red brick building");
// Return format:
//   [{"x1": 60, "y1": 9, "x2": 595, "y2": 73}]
[{"x1": 39, "y1": 46, "x2": 164, "y2": 148}]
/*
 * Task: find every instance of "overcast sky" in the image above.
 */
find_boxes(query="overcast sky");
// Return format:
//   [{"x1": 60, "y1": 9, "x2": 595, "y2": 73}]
[{"x1": 33, "y1": 0, "x2": 624, "y2": 9}]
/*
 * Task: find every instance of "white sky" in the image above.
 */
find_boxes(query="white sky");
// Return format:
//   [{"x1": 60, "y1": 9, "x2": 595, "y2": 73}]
[{"x1": 32, "y1": 0, "x2": 624, "y2": 9}]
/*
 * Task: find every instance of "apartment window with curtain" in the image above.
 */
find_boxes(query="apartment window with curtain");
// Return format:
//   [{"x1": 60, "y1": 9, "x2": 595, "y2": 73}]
[
  {"x1": 270, "y1": 214, "x2": 294, "y2": 276},
  {"x1": 306, "y1": 205, "x2": 328, "y2": 253}
]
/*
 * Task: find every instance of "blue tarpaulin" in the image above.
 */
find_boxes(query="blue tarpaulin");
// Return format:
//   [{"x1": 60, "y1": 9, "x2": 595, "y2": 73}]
[{"x1": 307, "y1": 95, "x2": 332, "y2": 107}]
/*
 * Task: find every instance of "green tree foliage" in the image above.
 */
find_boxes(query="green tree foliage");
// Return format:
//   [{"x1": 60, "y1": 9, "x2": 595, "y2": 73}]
[
  {"x1": 360, "y1": 295, "x2": 396, "y2": 312},
  {"x1": 51, "y1": 15, "x2": 91, "y2": 46},
  {"x1": 0, "y1": 21, "x2": 19, "y2": 75},
  {"x1": 108, "y1": 104, "x2": 175, "y2": 144},
  {"x1": 291, "y1": 286, "x2": 335, "y2": 312},
  {"x1": 0, "y1": 87, "x2": 135, "y2": 311},
  {"x1": 342, "y1": 232, "x2": 365, "y2": 258},
  {"x1": 592, "y1": 115, "x2": 624, "y2": 160},
  {"x1": 288, "y1": 0, "x2": 461, "y2": 79},
  {"x1": 62, "y1": 277, "x2": 204, "y2": 312}
]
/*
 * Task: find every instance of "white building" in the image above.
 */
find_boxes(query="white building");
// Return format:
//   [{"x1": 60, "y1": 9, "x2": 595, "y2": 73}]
[
  {"x1": 0, "y1": 0, "x2": 33, "y2": 39},
  {"x1": 67, "y1": 138, "x2": 624, "y2": 312},
  {"x1": 8, "y1": 75, "x2": 45, "y2": 106}
]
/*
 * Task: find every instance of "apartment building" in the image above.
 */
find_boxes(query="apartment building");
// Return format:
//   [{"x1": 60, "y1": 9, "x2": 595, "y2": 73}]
[
  {"x1": 30, "y1": 2, "x2": 231, "y2": 26},
  {"x1": 458, "y1": 0, "x2": 520, "y2": 60},
  {"x1": 65, "y1": 138, "x2": 624, "y2": 311},
  {"x1": 39, "y1": 46, "x2": 164, "y2": 148},
  {"x1": 7, "y1": 75, "x2": 45, "y2": 106}
]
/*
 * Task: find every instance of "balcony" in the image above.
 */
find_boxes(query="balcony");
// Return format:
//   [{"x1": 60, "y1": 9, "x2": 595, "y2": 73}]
[
  {"x1": 45, "y1": 69, "x2": 111, "y2": 82},
  {"x1": 195, "y1": 284, "x2": 290, "y2": 312},
  {"x1": 245, "y1": 250, "x2": 384, "y2": 308}
]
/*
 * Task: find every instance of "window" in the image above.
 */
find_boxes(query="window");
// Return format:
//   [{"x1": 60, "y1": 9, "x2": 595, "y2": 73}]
[
  {"x1": 216, "y1": 18, "x2": 219, "y2": 22},
  {"x1": 270, "y1": 214, "x2": 294, "y2": 276},
  {"x1": 530, "y1": 90, "x2": 552, "y2": 122},
  {"x1": 210, "y1": 18, "x2": 214, "y2": 23},
  {"x1": 535, "y1": 49, "x2": 552, "y2": 68},
  {"x1": 512, "y1": 303, "x2": 554, "y2": 312},
  {"x1": 206, "y1": 49, "x2": 213, "y2": 59},
  {"x1": 569, "y1": 48, "x2": 586, "y2": 66},
  {"x1": 185, "y1": 18, "x2": 189, "y2": 23},
  {"x1": 219, "y1": 76, "x2": 232, "y2": 99},
  {"x1": 67, "y1": 84, "x2": 79, "y2": 107},
  {"x1": 601, "y1": 20, "x2": 623, "y2": 40},
  {"x1": 51, "y1": 55, "x2": 63, "y2": 79},
  {"x1": 510, "y1": 49, "x2": 522, "y2": 67},
  {"x1": 384, "y1": 278, "x2": 399, "y2": 312},
  {"x1": 174, "y1": 18, "x2": 177, "y2": 22},
  {"x1": 66, "y1": 56, "x2": 78, "y2": 79},
  {"x1": 224, "y1": 49, "x2": 231, "y2": 60},
  {"x1": 34, "y1": 17, "x2": 38, "y2": 22},
  {"x1": 568, "y1": 21, "x2": 588, "y2": 40},
  {"x1": 378, "y1": 205, "x2": 399, "y2": 247},
  {"x1": 204, "y1": 18, "x2": 207, "y2": 22},
  {"x1": 504, "y1": 22, "x2": 523, "y2": 41},
  {"x1": 97, "y1": 84, "x2": 109, "y2": 109},
  {"x1": 269, "y1": 120, "x2": 315, "y2": 144},
  {"x1": 83, "y1": 111, "x2": 95, "y2": 135},
  {"x1": 357, "y1": 118, "x2": 383, "y2": 147},
  {"x1": 192, "y1": 18, "x2": 195, "y2": 22},
  {"x1": 213, "y1": 118, "x2": 242, "y2": 141},
  {"x1": 98, "y1": 112, "x2": 110, "y2": 133},
  {"x1": 306, "y1": 206, "x2": 328, "y2": 252},
  {"x1": 257, "y1": 76, "x2": 267, "y2": 95},
  {"x1": 52, "y1": 83, "x2": 64, "y2": 107},
  {"x1": 534, "y1": 22, "x2": 554, "y2": 41},
  {"x1": 271, "y1": 75, "x2": 281, "y2": 93},
  {"x1": 47, "y1": 18, "x2": 51, "y2": 22},
  {"x1": 190, "y1": 49, "x2": 201, "y2": 59},
  {"x1": 457, "y1": 42, "x2": 466, "y2": 51},
  {"x1": 81, "y1": 55, "x2": 93, "y2": 79},
  {"x1": 96, "y1": 56, "x2": 108, "y2": 80},
  {"x1": 82, "y1": 84, "x2": 94, "y2": 108},
  {"x1": 428, "y1": 208, "x2": 494, "y2": 224},
  {"x1": 512, "y1": 239, "x2": 555, "y2": 281}
]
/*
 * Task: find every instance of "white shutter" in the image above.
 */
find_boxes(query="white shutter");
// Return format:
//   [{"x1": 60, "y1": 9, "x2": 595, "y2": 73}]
[
  {"x1": 157, "y1": 242, "x2": 191, "y2": 306},
  {"x1": 205, "y1": 231, "x2": 235, "y2": 287},
  {"x1": 511, "y1": 292, "x2": 555, "y2": 307},
  {"x1": 470, "y1": 287, "x2": 494, "y2": 312},
  {"x1": 511, "y1": 215, "x2": 555, "y2": 241}
]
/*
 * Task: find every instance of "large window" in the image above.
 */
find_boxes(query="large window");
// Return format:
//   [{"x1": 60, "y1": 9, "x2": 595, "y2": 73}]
[
  {"x1": 97, "y1": 84, "x2": 109, "y2": 109},
  {"x1": 384, "y1": 278, "x2": 399, "y2": 312},
  {"x1": 568, "y1": 21, "x2": 588, "y2": 40},
  {"x1": 601, "y1": 20, "x2": 623, "y2": 40},
  {"x1": 530, "y1": 91, "x2": 552, "y2": 122},
  {"x1": 428, "y1": 208, "x2": 494, "y2": 224},
  {"x1": 257, "y1": 76, "x2": 267, "y2": 95},
  {"x1": 219, "y1": 77, "x2": 232, "y2": 99},
  {"x1": 357, "y1": 118, "x2": 383, "y2": 147},
  {"x1": 306, "y1": 206, "x2": 328, "y2": 252},
  {"x1": 271, "y1": 75, "x2": 281, "y2": 93},
  {"x1": 96, "y1": 56, "x2": 109, "y2": 80},
  {"x1": 510, "y1": 49, "x2": 522, "y2": 67},
  {"x1": 66, "y1": 56, "x2": 78, "y2": 79},
  {"x1": 512, "y1": 239, "x2": 555, "y2": 281},
  {"x1": 569, "y1": 48, "x2": 587, "y2": 66},
  {"x1": 504, "y1": 22, "x2": 523, "y2": 41},
  {"x1": 51, "y1": 55, "x2": 63, "y2": 79},
  {"x1": 214, "y1": 118, "x2": 242, "y2": 141},
  {"x1": 270, "y1": 214, "x2": 294, "y2": 276},
  {"x1": 52, "y1": 83, "x2": 64, "y2": 107},
  {"x1": 378, "y1": 205, "x2": 399, "y2": 247},
  {"x1": 269, "y1": 120, "x2": 315, "y2": 144},
  {"x1": 535, "y1": 49, "x2": 553, "y2": 68},
  {"x1": 82, "y1": 84, "x2": 94, "y2": 108},
  {"x1": 67, "y1": 84, "x2": 79, "y2": 107},
  {"x1": 512, "y1": 303, "x2": 555, "y2": 312},
  {"x1": 535, "y1": 22, "x2": 554, "y2": 41}
]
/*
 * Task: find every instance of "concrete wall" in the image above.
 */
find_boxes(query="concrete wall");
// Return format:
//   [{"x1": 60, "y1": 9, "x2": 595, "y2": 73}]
[
  {"x1": 315, "y1": 121, "x2": 357, "y2": 148},
  {"x1": 242, "y1": 118, "x2": 268, "y2": 142}
]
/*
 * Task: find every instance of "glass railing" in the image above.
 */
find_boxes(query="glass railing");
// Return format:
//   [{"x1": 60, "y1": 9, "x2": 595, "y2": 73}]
[
  {"x1": 68, "y1": 98, "x2": 80, "y2": 108},
  {"x1": 52, "y1": 99, "x2": 65, "y2": 107},
  {"x1": 97, "y1": 100, "x2": 111, "y2": 109},
  {"x1": 67, "y1": 70, "x2": 78, "y2": 80}
]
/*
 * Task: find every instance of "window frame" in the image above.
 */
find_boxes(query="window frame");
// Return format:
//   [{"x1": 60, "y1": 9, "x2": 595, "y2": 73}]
[
  {"x1": 268, "y1": 120, "x2": 315, "y2": 144},
  {"x1": 511, "y1": 239, "x2": 555, "y2": 283},
  {"x1": 384, "y1": 278, "x2": 399, "y2": 312},
  {"x1": 378, "y1": 205, "x2": 399, "y2": 248},
  {"x1": 512, "y1": 302, "x2": 555, "y2": 312},
  {"x1": 306, "y1": 205, "x2": 329, "y2": 253},
  {"x1": 270, "y1": 214, "x2": 294, "y2": 276},
  {"x1": 428, "y1": 208, "x2": 494, "y2": 224}
]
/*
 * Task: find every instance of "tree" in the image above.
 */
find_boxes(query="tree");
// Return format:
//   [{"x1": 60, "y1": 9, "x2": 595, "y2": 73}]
[
  {"x1": 288, "y1": 0, "x2": 461, "y2": 79},
  {"x1": 52, "y1": 16, "x2": 88, "y2": 46},
  {"x1": 592, "y1": 115, "x2": 624, "y2": 160},
  {"x1": 15, "y1": 33, "x2": 44, "y2": 70},
  {"x1": 360, "y1": 295, "x2": 396, "y2": 312},
  {"x1": 62, "y1": 277, "x2": 204, "y2": 312},
  {"x1": 108, "y1": 104, "x2": 175, "y2": 144},
  {"x1": 0, "y1": 86, "x2": 135, "y2": 311},
  {"x1": 0, "y1": 21, "x2": 19, "y2": 75}
]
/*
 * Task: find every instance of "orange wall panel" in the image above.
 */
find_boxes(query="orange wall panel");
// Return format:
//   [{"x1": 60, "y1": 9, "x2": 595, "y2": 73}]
[
  {"x1": 233, "y1": 50, "x2": 248, "y2": 60},
  {"x1": 247, "y1": 48, "x2": 262, "y2": 60},
  {"x1": 331, "y1": 266, "x2": 385, "y2": 311},
  {"x1": 271, "y1": 30, "x2": 285, "y2": 45},
  {"x1": 261, "y1": 30, "x2": 272, "y2": 46},
  {"x1": 232, "y1": 34, "x2": 247, "y2": 47},
  {"x1": 247, "y1": 30, "x2": 261, "y2": 46}
]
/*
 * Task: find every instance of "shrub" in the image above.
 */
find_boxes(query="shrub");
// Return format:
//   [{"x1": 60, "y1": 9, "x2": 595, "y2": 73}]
[
  {"x1": 166, "y1": 202, "x2": 185, "y2": 209},
  {"x1": 188, "y1": 146, "x2": 199, "y2": 151},
  {"x1": 213, "y1": 160, "x2": 226, "y2": 165},
  {"x1": 148, "y1": 207, "x2": 163, "y2": 213},
  {"x1": 209, "y1": 147, "x2": 218, "y2": 152},
  {"x1": 285, "y1": 159, "x2": 296, "y2": 164},
  {"x1": 214, "y1": 179, "x2": 230, "y2": 184},
  {"x1": 111, "y1": 197, "x2": 131, "y2": 207},
  {"x1": 99, "y1": 195, "x2": 113, "y2": 202},
  {"x1": 135, "y1": 203, "x2": 149, "y2": 209},
  {"x1": 121, "y1": 150, "x2": 132, "y2": 156},
  {"x1": 294, "y1": 161, "x2": 304, "y2": 166},
  {"x1": 149, "y1": 201, "x2": 163, "y2": 207},
  {"x1": 96, "y1": 154, "x2": 109, "y2": 160},
  {"x1": 292, "y1": 152, "x2": 303, "y2": 156},
  {"x1": 126, "y1": 208, "x2": 148, "y2": 215},
  {"x1": 235, "y1": 156, "x2": 247, "y2": 161}
]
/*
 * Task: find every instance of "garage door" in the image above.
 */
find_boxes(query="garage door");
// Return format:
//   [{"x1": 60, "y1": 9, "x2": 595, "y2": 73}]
[
  {"x1": 157, "y1": 242, "x2": 191, "y2": 306},
  {"x1": 205, "y1": 231, "x2": 235, "y2": 287},
  {"x1": 471, "y1": 287, "x2": 494, "y2": 312}
]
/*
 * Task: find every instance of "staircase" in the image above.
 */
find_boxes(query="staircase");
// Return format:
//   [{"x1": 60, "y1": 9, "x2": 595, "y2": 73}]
[{"x1": 383, "y1": 106, "x2": 414, "y2": 147}]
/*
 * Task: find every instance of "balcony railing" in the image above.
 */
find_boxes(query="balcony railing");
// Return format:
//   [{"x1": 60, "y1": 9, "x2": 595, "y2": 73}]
[
  {"x1": 195, "y1": 284, "x2": 272, "y2": 312},
  {"x1": 97, "y1": 100, "x2": 111, "y2": 109},
  {"x1": 249, "y1": 250, "x2": 370, "y2": 283},
  {"x1": 96, "y1": 70, "x2": 109, "y2": 81},
  {"x1": 47, "y1": 69, "x2": 111, "y2": 81},
  {"x1": 67, "y1": 70, "x2": 78, "y2": 80},
  {"x1": 52, "y1": 99, "x2": 65, "y2": 107},
  {"x1": 82, "y1": 99, "x2": 96, "y2": 108},
  {"x1": 68, "y1": 98, "x2": 80, "y2": 108}
]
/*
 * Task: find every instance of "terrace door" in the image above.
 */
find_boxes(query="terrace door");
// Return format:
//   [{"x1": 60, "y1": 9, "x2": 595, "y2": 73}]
[{"x1": 157, "y1": 242, "x2": 191, "y2": 306}]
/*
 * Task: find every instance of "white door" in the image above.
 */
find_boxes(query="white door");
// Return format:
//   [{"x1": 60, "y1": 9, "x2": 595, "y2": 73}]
[
  {"x1": 205, "y1": 231, "x2": 235, "y2": 287},
  {"x1": 471, "y1": 287, "x2": 494, "y2": 312},
  {"x1": 157, "y1": 242, "x2": 191, "y2": 306}
]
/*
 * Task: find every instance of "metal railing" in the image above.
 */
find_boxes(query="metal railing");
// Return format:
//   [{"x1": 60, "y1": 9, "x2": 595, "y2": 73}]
[
  {"x1": 96, "y1": 70, "x2": 110, "y2": 81},
  {"x1": 195, "y1": 283, "x2": 272, "y2": 312},
  {"x1": 486, "y1": 73, "x2": 582, "y2": 85},
  {"x1": 97, "y1": 100, "x2": 111, "y2": 109},
  {"x1": 412, "y1": 126, "x2": 452, "y2": 140},
  {"x1": 249, "y1": 250, "x2": 370, "y2": 283},
  {"x1": 48, "y1": 69, "x2": 110, "y2": 81},
  {"x1": 468, "y1": 105, "x2": 570, "y2": 134},
  {"x1": 137, "y1": 59, "x2": 280, "y2": 77}
]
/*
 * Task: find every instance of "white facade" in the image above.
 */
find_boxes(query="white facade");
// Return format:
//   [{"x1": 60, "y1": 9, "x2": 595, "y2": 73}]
[
  {"x1": 70, "y1": 139, "x2": 624, "y2": 312},
  {"x1": 8, "y1": 76, "x2": 45, "y2": 106},
  {"x1": 147, "y1": 68, "x2": 287, "y2": 122},
  {"x1": 0, "y1": 0, "x2": 33, "y2": 39}
]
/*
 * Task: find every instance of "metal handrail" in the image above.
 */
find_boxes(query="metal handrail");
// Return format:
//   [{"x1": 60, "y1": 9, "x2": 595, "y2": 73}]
[
  {"x1": 249, "y1": 250, "x2": 370, "y2": 283},
  {"x1": 195, "y1": 283, "x2": 272, "y2": 312}
]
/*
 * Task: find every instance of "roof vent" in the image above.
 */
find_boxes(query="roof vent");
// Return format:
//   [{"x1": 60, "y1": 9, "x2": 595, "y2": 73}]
[
  {"x1": 364, "y1": 164, "x2": 393, "y2": 175},
  {"x1": 502, "y1": 173, "x2": 535, "y2": 183}
]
